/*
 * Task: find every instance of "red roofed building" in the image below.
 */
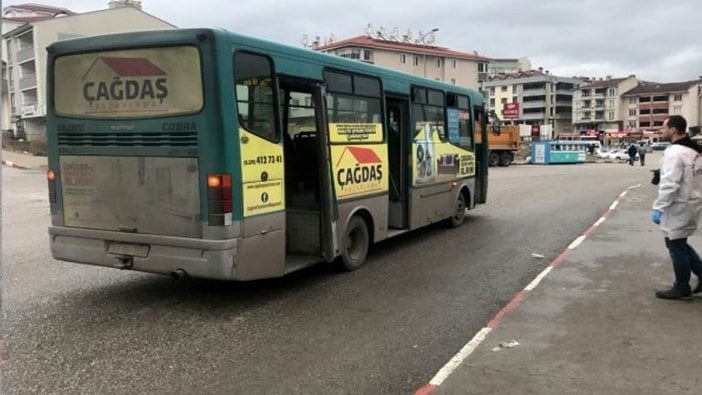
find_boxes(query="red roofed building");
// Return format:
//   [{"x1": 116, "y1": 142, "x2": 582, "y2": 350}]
[
  {"x1": 2, "y1": 1, "x2": 175, "y2": 141},
  {"x1": 314, "y1": 27, "x2": 490, "y2": 90}
]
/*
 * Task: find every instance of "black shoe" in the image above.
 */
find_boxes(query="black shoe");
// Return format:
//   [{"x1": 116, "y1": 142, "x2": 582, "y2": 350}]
[
  {"x1": 655, "y1": 288, "x2": 693, "y2": 300},
  {"x1": 693, "y1": 278, "x2": 702, "y2": 294}
]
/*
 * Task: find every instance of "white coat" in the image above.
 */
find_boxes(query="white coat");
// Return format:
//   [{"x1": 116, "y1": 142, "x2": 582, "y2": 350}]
[{"x1": 653, "y1": 140, "x2": 702, "y2": 239}]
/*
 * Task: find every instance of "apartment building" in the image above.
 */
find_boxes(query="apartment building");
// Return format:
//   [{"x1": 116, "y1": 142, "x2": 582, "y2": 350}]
[
  {"x1": 314, "y1": 27, "x2": 490, "y2": 90},
  {"x1": 621, "y1": 79, "x2": 702, "y2": 134},
  {"x1": 486, "y1": 57, "x2": 531, "y2": 78},
  {"x1": 482, "y1": 69, "x2": 582, "y2": 133},
  {"x1": 572, "y1": 75, "x2": 638, "y2": 132},
  {"x1": 2, "y1": 2, "x2": 175, "y2": 141}
]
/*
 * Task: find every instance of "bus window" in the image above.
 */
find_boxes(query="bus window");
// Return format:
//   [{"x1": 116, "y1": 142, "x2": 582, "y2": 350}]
[
  {"x1": 324, "y1": 70, "x2": 382, "y2": 144},
  {"x1": 234, "y1": 52, "x2": 278, "y2": 141},
  {"x1": 447, "y1": 93, "x2": 472, "y2": 150},
  {"x1": 412, "y1": 87, "x2": 445, "y2": 141}
]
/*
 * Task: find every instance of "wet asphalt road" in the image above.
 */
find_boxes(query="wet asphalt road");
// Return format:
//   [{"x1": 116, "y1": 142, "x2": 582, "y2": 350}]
[{"x1": 2, "y1": 158, "x2": 656, "y2": 394}]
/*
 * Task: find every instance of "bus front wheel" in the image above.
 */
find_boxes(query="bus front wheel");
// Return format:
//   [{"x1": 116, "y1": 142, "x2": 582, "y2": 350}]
[
  {"x1": 447, "y1": 193, "x2": 466, "y2": 228},
  {"x1": 340, "y1": 216, "x2": 370, "y2": 271}
]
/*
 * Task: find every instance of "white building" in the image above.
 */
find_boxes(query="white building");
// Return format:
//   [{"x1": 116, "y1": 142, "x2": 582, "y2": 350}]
[{"x1": 2, "y1": 2, "x2": 175, "y2": 141}]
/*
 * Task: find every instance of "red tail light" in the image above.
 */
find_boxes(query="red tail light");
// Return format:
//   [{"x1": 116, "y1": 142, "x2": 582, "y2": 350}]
[
  {"x1": 47, "y1": 169, "x2": 57, "y2": 204},
  {"x1": 207, "y1": 173, "x2": 232, "y2": 226}
]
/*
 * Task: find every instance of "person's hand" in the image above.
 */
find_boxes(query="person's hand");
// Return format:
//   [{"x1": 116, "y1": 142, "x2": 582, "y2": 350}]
[{"x1": 652, "y1": 209, "x2": 662, "y2": 224}]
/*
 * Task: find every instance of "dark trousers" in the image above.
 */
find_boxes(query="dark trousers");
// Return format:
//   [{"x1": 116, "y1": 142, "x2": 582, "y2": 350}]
[
  {"x1": 665, "y1": 237, "x2": 702, "y2": 292},
  {"x1": 640, "y1": 155, "x2": 645, "y2": 166}
]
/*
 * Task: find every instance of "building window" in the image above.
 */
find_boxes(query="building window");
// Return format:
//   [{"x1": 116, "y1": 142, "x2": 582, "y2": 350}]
[
  {"x1": 512, "y1": 96, "x2": 518, "y2": 103},
  {"x1": 640, "y1": 121, "x2": 651, "y2": 127},
  {"x1": 436, "y1": 58, "x2": 441, "y2": 68},
  {"x1": 489, "y1": 87, "x2": 495, "y2": 96},
  {"x1": 501, "y1": 86, "x2": 508, "y2": 92},
  {"x1": 501, "y1": 98, "x2": 508, "y2": 104},
  {"x1": 629, "y1": 109, "x2": 637, "y2": 116},
  {"x1": 607, "y1": 99, "x2": 615, "y2": 108},
  {"x1": 490, "y1": 98, "x2": 495, "y2": 107},
  {"x1": 674, "y1": 94, "x2": 682, "y2": 101},
  {"x1": 450, "y1": 78, "x2": 456, "y2": 85},
  {"x1": 672, "y1": 106, "x2": 682, "y2": 114},
  {"x1": 414, "y1": 56, "x2": 420, "y2": 66},
  {"x1": 451, "y1": 59, "x2": 457, "y2": 69},
  {"x1": 629, "y1": 97, "x2": 637, "y2": 105},
  {"x1": 478, "y1": 63, "x2": 487, "y2": 72},
  {"x1": 400, "y1": 54, "x2": 407, "y2": 64},
  {"x1": 607, "y1": 112, "x2": 614, "y2": 121},
  {"x1": 607, "y1": 88, "x2": 617, "y2": 96}
]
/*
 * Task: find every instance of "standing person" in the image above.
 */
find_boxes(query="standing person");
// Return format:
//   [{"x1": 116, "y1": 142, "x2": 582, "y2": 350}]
[
  {"x1": 651, "y1": 115, "x2": 702, "y2": 300},
  {"x1": 627, "y1": 143, "x2": 637, "y2": 166},
  {"x1": 638, "y1": 144, "x2": 647, "y2": 166}
]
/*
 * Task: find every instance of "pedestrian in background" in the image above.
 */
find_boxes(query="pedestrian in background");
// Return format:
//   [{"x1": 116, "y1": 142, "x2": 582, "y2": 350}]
[
  {"x1": 651, "y1": 115, "x2": 702, "y2": 300},
  {"x1": 638, "y1": 144, "x2": 647, "y2": 166},
  {"x1": 627, "y1": 143, "x2": 637, "y2": 166}
]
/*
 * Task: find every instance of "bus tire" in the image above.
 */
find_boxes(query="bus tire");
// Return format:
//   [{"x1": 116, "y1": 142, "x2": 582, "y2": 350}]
[
  {"x1": 489, "y1": 152, "x2": 500, "y2": 167},
  {"x1": 340, "y1": 215, "x2": 370, "y2": 271},
  {"x1": 499, "y1": 152, "x2": 513, "y2": 167},
  {"x1": 447, "y1": 192, "x2": 466, "y2": 228}
]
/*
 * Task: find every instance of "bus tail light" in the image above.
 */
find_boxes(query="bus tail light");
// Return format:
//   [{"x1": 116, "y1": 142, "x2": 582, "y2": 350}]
[
  {"x1": 207, "y1": 173, "x2": 232, "y2": 226},
  {"x1": 47, "y1": 169, "x2": 57, "y2": 204}
]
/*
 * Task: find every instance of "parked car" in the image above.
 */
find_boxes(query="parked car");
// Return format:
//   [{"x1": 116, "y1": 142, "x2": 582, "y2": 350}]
[
  {"x1": 601, "y1": 149, "x2": 639, "y2": 161},
  {"x1": 651, "y1": 142, "x2": 671, "y2": 151}
]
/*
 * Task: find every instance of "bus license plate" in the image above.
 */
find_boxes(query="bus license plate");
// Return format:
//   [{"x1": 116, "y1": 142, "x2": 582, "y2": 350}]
[{"x1": 108, "y1": 242, "x2": 150, "y2": 258}]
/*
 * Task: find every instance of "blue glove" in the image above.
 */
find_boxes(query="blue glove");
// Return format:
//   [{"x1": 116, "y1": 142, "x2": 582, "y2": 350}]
[{"x1": 652, "y1": 209, "x2": 662, "y2": 224}]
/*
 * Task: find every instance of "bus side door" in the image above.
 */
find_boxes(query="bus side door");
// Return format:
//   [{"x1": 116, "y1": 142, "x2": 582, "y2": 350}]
[{"x1": 474, "y1": 106, "x2": 489, "y2": 204}]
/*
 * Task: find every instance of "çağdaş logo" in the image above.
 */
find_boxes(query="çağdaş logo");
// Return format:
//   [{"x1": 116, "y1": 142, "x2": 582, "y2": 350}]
[
  {"x1": 335, "y1": 146, "x2": 383, "y2": 192},
  {"x1": 81, "y1": 57, "x2": 169, "y2": 110}
]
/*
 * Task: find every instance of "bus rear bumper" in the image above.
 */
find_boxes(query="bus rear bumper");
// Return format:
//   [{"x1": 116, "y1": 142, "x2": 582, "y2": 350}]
[{"x1": 48, "y1": 226, "x2": 238, "y2": 280}]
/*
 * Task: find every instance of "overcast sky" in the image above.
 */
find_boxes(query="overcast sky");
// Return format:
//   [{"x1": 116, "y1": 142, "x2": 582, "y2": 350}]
[{"x1": 6, "y1": 0, "x2": 702, "y2": 82}]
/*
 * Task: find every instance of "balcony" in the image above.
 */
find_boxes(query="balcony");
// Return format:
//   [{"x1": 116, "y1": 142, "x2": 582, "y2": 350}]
[
  {"x1": 521, "y1": 100, "x2": 546, "y2": 109},
  {"x1": 521, "y1": 112, "x2": 546, "y2": 120},
  {"x1": 522, "y1": 88, "x2": 547, "y2": 96}
]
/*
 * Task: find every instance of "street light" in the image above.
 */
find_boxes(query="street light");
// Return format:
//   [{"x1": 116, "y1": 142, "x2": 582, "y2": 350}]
[{"x1": 419, "y1": 28, "x2": 439, "y2": 78}]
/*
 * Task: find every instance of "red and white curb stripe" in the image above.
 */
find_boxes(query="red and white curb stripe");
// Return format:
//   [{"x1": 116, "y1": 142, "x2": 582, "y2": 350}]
[{"x1": 415, "y1": 184, "x2": 641, "y2": 395}]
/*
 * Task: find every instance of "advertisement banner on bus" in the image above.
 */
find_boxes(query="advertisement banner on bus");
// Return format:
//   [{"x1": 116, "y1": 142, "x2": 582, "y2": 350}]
[
  {"x1": 240, "y1": 130, "x2": 285, "y2": 217},
  {"x1": 329, "y1": 123, "x2": 383, "y2": 143},
  {"x1": 331, "y1": 145, "x2": 388, "y2": 200},
  {"x1": 54, "y1": 46, "x2": 203, "y2": 118}
]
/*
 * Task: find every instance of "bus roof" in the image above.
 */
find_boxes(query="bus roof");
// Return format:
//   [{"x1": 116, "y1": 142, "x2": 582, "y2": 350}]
[{"x1": 47, "y1": 27, "x2": 485, "y2": 107}]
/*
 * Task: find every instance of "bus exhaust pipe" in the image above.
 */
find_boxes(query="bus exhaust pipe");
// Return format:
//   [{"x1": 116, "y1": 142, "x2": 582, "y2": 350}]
[
  {"x1": 171, "y1": 269, "x2": 188, "y2": 280},
  {"x1": 115, "y1": 256, "x2": 133, "y2": 270}
]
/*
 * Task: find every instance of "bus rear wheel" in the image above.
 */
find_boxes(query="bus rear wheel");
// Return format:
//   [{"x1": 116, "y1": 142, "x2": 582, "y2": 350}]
[
  {"x1": 340, "y1": 216, "x2": 370, "y2": 271},
  {"x1": 499, "y1": 152, "x2": 513, "y2": 167},
  {"x1": 447, "y1": 193, "x2": 466, "y2": 228},
  {"x1": 489, "y1": 152, "x2": 500, "y2": 167}
]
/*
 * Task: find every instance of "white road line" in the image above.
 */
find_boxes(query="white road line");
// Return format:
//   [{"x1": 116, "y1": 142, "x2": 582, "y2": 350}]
[
  {"x1": 594, "y1": 217, "x2": 607, "y2": 227},
  {"x1": 525, "y1": 266, "x2": 553, "y2": 291},
  {"x1": 568, "y1": 235, "x2": 587, "y2": 250},
  {"x1": 429, "y1": 327, "x2": 493, "y2": 386},
  {"x1": 609, "y1": 201, "x2": 619, "y2": 210}
]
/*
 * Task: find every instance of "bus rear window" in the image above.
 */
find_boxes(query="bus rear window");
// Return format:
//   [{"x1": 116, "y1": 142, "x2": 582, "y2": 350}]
[{"x1": 53, "y1": 46, "x2": 203, "y2": 118}]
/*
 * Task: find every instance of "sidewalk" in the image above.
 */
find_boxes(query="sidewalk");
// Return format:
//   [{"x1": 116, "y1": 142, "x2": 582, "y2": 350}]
[
  {"x1": 427, "y1": 183, "x2": 702, "y2": 394},
  {"x1": 1, "y1": 150, "x2": 47, "y2": 170}
]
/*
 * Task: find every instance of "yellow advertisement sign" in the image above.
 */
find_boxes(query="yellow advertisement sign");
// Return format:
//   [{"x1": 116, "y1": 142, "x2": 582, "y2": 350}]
[
  {"x1": 329, "y1": 123, "x2": 383, "y2": 143},
  {"x1": 54, "y1": 46, "x2": 203, "y2": 118},
  {"x1": 331, "y1": 144, "x2": 388, "y2": 199},
  {"x1": 413, "y1": 123, "x2": 475, "y2": 186},
  {"x1": 240, "y1": 130, "x2": 285, "y2": 216}
]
